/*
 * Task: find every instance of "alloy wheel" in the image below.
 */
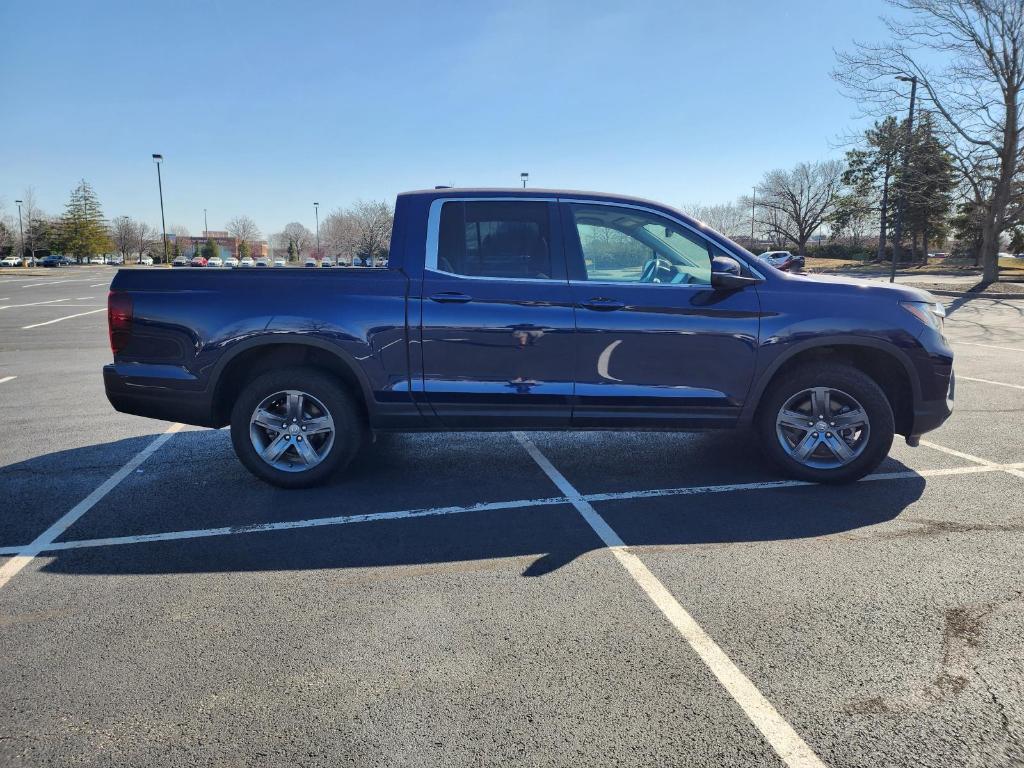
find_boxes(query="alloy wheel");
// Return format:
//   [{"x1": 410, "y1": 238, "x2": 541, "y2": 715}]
[
  {"x1": 249, "y1": 389, "x2": 336, "y2": 473},
  {"x1": 775, "y1": 386, "x2": 870, "y2": 470}
]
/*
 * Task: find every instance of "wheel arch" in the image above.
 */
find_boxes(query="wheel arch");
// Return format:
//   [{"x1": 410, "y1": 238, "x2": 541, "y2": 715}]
[
  {"x1": 743, "y1": 337, "x2": 919, "y2": 436},
  {"x1": 209, "y1": 338, "x2": 373, "y2": 428}
]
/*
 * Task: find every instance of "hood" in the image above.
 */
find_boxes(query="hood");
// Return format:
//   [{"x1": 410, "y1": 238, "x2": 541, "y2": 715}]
[{"x1": 780, "y1": 271, "x2": 937, "y2": 303}]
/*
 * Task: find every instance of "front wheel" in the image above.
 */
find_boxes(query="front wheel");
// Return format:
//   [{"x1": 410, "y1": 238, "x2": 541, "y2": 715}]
[
  {"x1": 230, "y1": 367, "x2": 364, "y2": 488},
  {"x1": 758, "y1": 363, "x2": 894, "y2": 484}
]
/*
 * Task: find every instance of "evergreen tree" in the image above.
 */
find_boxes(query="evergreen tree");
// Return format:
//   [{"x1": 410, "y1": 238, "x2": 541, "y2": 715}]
[
  {"x1": 843, "y1": 117, "x2": 903, "y2": 262},
  {"x1": 238, "y1": 240, "x2": 251, "y2": 260},
  {"x1": 58, "y1": 180, "x2": 110, "y2": 261},
  {"x1": 287, "y1": 239, "x2": 297, "y2": 262},
  {"x1": 201, "y1": 238, "x2": 218, "y2": 260},
  {"x1": 899, "y1": 113, "x2": 956, "y2": 264}
]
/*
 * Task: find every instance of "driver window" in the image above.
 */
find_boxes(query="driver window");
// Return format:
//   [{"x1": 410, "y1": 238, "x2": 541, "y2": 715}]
[{"x1": 570, "y1": 203, "x2": 711, "y2": 285}]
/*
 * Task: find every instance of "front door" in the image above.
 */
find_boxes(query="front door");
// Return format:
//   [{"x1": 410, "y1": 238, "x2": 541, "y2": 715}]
[
  {"x1": 420, "y1": 199, "x2": 575, "y2": 429},
  {"x1": 561, "y1": 201, "x2": 761, "y2": 428}
]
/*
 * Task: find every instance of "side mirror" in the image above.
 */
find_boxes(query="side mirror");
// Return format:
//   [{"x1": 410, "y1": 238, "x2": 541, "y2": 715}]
[{"x1": 711, "y1": 255, "x2": 761, "y2": 290}]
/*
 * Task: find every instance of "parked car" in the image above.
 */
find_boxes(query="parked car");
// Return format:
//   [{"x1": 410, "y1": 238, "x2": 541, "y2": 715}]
[
  {"x1": 89, "y1": 256, "x2": 107, "y2": 265},
  {"x1": 40, "y1": 255, "x2": 74, "y2": 267},
  {"x1": 172, "y1": 255, "x2": 189, "y2": 267},
  {"x1": 304, "y1": 257, "x2": 318, "y2": 268},
  {"x1": 239, "y1": 257, "x2": 255, "y2": 268},
  {"x1": 207, "y1": 256, "x2": 224, "y2": 268},
  {"x1": 321, "y1": 257, "x2": 335, "y2": 267},
  {"x1": 223, "y1": 256, "x2": 239, "y2": 268},
  {"x1": 1, "y1": 255, "x2": 22, "y2": 266},
  {"x1": 759, "y1": 250, "x2": 805, "y2": 272},
  {"x1": 190, "y1": 256, "x2": 208, "y2": 267},
  {"x1": 272, "y1": 258, "x2": 287, "y2": 267},
  {"x1": 254, "y1": 257, "x2": 270, "y2": 267},
  {"x1": 105, "y1": 187, "x2": 954, "y2": 489},
  {"x1": 139, "y1": 255, "x2": 154, "y2": 266}
]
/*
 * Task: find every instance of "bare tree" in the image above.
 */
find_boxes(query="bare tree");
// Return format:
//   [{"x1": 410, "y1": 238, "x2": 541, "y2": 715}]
[
  {"x1": 753, "y1": 160, "x2": 845, "y2": 255},
  {"x1": 350, "y1": 200, "x2": 393, "y2": 263},
  {"x1": 226, "y1": 215, "x2": 261, "y2": 247},
  {"x1": 110, "y1": 216, "x2": 139, "y2": 263},
  {"x1": 134, "y1": 222, "x2": 157, "y2": 261},
  {"x1": 280, "y1": 222, "x2": 313, "y2": 261},
  {"x1": 685, "y1": 201, "x2": 748, "y2": 238},
  {"x1": 19, "y1": 187, "x2": 44, "y2": 261},
  {"x1": 835, "y1": 0, "x2": 1024, "y2": 283},
  {"x1": 319, "y1": 201, "x2": 394, "y2": 265}
]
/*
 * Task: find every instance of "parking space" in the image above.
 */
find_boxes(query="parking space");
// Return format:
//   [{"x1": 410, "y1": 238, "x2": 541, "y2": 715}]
[{"x1": 1, "y1": 280, "x2": 1022, "y2": 767}]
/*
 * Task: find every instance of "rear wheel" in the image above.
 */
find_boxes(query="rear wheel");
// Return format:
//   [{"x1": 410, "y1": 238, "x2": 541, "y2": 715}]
[
  {"x1": 230, "y1": 367, "x2": 364, "y2": 488},
  {"x1": 758, "y1": 363, "x2": 894, "y2": 484}
]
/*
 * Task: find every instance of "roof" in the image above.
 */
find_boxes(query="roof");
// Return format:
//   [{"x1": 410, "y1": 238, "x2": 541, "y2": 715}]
[{"x1": 397, "y1": 187, "x2": 674, "y2": 210}]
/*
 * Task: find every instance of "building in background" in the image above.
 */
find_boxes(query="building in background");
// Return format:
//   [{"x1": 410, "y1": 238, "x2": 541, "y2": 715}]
[{"x1": 183, "y1": 231, "x2": 268, "y2": 259}]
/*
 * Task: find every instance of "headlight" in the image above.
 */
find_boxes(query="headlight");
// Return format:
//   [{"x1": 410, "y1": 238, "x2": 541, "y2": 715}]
[{"x1": 901, "y1": 300, "x2": 946, "y2": 331}]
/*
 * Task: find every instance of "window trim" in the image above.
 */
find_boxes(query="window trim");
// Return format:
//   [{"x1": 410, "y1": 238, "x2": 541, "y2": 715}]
[
  {"x1": 423, "y1": 196, "x2": 765, "y2": 284},
  {"x1": 559, "y1": 198, "x2": 766, "y2": 284},
  {"x1": 425, "y1": 197, "x2": 561, "y2": 282}
]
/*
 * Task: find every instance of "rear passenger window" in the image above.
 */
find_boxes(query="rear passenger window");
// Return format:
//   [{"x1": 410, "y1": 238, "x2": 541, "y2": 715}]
[{"x1": 437, "y1": 201, "x2": 553, "y2": 279}]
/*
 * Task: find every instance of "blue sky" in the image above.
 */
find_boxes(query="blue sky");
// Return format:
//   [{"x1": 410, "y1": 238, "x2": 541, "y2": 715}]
[{"x1": 0, "y1": 0, "x2": 893, "y2": 237}]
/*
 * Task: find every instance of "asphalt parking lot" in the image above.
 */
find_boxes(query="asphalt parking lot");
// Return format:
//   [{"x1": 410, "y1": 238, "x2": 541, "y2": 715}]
[{"x1": 1, "y1": 269, "x2": 1022, "y2": 768}]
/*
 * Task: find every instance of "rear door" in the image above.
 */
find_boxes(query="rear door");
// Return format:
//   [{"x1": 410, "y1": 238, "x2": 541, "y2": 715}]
[
  {"x1": 419, "y1": 198, "x2": 575, "y2": 429},
  {"x1": 561, "y1": 200, "x2": 761, "y2": 428}
]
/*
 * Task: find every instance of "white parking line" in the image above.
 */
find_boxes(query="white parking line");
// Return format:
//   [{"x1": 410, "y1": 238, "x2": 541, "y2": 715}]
[
  {"x1": 0, "y1": 423, "x2": 183, "y2": 591},
  {"x1": 957, "y1": 375, "x2": 1024, "y2": 391},
  {"x1": 953, "y1": 340, "x2": 1024, "y2": 353},
  {"x1": 90, "y1": 283, "x2": 108, "y2": 287},
  {"x1": 0, "y1": 298, "x2": 71, "y2": 310},
  {"x1": 513, "y1": 433, "x2": 828, "y2": 768},
  {"x1": 920, "y1": 439, "x2": 1024, "y2": 480},
  {"x1": 0, "y1": 462, "x2": 1015, "y2": 558},
  {"x1": 22, "y1": 308, "x2": 105, "y2": 329},
  {"x1": 0, "y1": 376, "x2": 16, "y2": 385}
]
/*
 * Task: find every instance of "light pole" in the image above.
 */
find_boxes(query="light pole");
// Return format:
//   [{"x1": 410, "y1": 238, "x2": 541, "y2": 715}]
[
  {"x1": 313, "y1": 202, "x2": 320, "y2": 261},
  {"x1": 152, "y1": 154, "x2": 168, "y2": 264},
  {"x1": 14, "y1": 200, "x2": 24, "y2": 267},
  {"x1": 890, "y1": 74, "x2": 917, "y2": 283},
  {"x1": 203, "y1": 208, "x2": 208, "y2": 236},
  {"x1": 521, "y1": 172, "x2": 529, "y2": 189}
]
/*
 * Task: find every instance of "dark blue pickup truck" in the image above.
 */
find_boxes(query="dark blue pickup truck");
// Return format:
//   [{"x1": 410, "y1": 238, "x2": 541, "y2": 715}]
[{"x1": 105, "y1": 188, "x2": 954, "y2": 487}]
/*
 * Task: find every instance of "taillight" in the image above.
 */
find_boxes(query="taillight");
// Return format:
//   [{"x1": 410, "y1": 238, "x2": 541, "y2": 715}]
[{"x1": 108, "y1": 291, "x2": 133, "y2": 355}]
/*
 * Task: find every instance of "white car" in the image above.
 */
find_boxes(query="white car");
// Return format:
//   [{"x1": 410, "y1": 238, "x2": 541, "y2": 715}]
[
  {"x1": 1, "y1": 255, "x2": 22, "y2": 266},
  {"x1": 321, "y1": 257, "x2": 334, "y2": 267},
  {"x1": 239, "y1": 257, "x2": 255, "y2": 267},
  {"x1": 255, "y1": 257, "x2": 271, "y2": 267},
  {"x1": 223, "y1": 256, "x2": 239, "y2": 268},
  {"x1": 303, "y1": 257, "x2": 318, "y2": 268},
  {"x1": 140, "y1": 255, "x2": 154, "y2": 266},
  {"x1": 273, "y1": 258, "x2": 287, "y2": 268},
  {"x1": 207, "y1": 256, "x2": 223, "y2": 267},
  {"x1": 90, "y1": 256, "x2": 106, "y2": 265},
  {"x1": 172, "y1": 255, "x2": 189, "y2": 267}
]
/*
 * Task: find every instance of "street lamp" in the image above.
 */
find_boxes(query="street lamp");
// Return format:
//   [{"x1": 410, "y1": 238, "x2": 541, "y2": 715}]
[
  {"x1": 203, "y1": 208, "x2": 208, "y2": 236},
  {"x1": 521, "y1": 172, "x2": 529, "y2": 189},
  {"x1": 152, "y1": 154, "x2": 168, "y2": 264},
  {"x1": 14, "y1": 200, "x2": 23, "y2": 267},
  {"x1": 313, "y1": 202, "x2": 320, "y2": 260},
  {"x1": 890, "y1": 74, "x2": 917, "y2": 283}
]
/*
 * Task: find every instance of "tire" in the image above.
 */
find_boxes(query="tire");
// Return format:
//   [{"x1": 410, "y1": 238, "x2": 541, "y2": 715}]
[
  {"x1": 757, "y1": 363, "x2": 894, "y2": 484},
  {"x1": 230, "y1": 367, "x2": 365, "y2": 488}
]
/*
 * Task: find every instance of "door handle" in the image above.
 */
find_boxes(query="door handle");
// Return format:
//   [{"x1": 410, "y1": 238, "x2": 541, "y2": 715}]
[
  {"x1": 580, "y1": 297, "x2": 625, "y2": 311},
  {"x1": 430, "y1": 292, "x2": 473, "y2": 304}
]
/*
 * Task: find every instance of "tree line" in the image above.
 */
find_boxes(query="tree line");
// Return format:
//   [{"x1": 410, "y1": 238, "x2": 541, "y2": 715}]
[{"x1": 1, "y1": 180, "x2": 395, "y2": 266}]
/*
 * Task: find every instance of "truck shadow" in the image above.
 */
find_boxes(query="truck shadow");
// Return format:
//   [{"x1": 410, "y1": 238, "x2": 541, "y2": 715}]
[{"x1": 3, "y1": 430, "x2": 927, "y2": 579}]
